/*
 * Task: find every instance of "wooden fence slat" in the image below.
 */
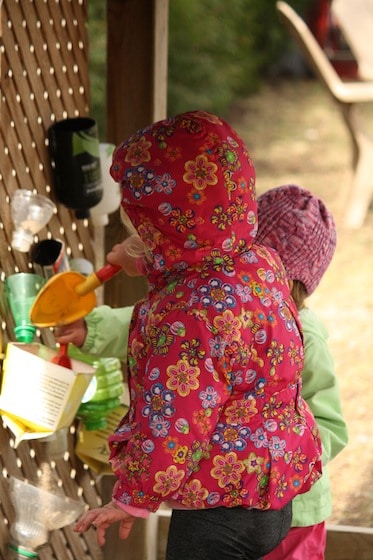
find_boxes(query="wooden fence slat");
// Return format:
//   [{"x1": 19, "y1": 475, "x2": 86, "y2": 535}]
[
  {"x1": 0, "y1": 2, "x2": 103, "y2": 559},
  {"x1": 325, "y1": 524, "x2": 373, "y2": 560}
]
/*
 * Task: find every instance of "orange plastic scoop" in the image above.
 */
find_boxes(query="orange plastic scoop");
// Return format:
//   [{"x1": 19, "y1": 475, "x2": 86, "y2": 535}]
[{"x1": 30, "y1": 264, "x2": 121, "y2": 327}]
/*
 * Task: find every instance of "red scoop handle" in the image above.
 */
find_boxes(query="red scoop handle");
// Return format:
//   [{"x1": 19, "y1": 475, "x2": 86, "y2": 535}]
[
  {"x1": 75, "y1": 264, "x2": 121, "y2": 296},
  {"x1": 95, "y1": 263, "x2": 122, "y2": 283}
]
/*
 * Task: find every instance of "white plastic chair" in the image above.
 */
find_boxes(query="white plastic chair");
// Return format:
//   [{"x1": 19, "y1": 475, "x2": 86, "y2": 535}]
[
  {"x1": 277, "y1": 1, "x2": 373, "y2": 228},
  {"x1": 332, "y1": 0, "x2": 373, "y2": 81}
]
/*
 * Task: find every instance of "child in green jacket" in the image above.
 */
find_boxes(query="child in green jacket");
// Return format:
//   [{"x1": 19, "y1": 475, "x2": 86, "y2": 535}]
[{"x1": 256, "y1": 184, "x2": 349, "y2": 560}]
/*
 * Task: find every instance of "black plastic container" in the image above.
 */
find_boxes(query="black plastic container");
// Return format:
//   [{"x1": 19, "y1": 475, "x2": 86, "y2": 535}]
[{"x1": 48, "y1": 117, "x2": 103, "y2": 219}]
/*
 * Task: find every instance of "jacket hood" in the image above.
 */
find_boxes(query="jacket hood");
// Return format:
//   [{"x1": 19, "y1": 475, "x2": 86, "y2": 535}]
[{"x1": 110, "y1": 111, "x2": 257, "y2": 277}]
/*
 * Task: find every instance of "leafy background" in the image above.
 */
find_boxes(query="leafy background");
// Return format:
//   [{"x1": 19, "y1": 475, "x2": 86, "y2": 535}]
[{"x1": 88, "y1": 0, "x2": 310, "y2": 136}]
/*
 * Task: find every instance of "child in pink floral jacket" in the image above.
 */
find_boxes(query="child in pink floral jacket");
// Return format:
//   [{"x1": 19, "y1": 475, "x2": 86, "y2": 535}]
[{"x1": 71, "y1": 111, "x2": 322, "y2": 560}]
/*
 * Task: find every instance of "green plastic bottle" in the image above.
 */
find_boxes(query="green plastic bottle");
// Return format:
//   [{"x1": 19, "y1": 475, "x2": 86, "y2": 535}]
[{"x1": 69, "y1": 346, "x2": 125, "y2": 430}]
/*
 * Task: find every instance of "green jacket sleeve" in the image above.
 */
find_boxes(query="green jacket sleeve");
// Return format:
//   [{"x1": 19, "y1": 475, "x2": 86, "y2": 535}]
[
  {"x1": 81, "y1": 305, "x2": 134, "y2": 362},
  {"x1": 300, "y1": 307, "x2": 348, "y2": 464}
]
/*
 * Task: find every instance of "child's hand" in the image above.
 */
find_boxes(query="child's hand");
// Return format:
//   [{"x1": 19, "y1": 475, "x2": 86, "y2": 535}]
[
  {"x1": 73, "y1": 501, "x2": 136, "y2": 546},
  {"x1": 54, "y1": 318, "x2": 87, "y2": 348},
  {"x1": 106, "y1": 235, "x2": 145, "y2": 277}
]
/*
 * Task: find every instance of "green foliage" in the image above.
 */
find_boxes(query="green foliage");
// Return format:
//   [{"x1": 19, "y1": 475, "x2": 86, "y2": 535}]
[
  {"x1": 168, "y1": 0, "x2": 252, "y2": 116},
  {"x1": 88, "y1": 0, "x2": 311, "y2": 126},
  {"x1": 167, "y1": 0, "x2": 310, "y2": 116},
  {"x1": 87, "y1": 1, "x2": 107, "y2": 138}
]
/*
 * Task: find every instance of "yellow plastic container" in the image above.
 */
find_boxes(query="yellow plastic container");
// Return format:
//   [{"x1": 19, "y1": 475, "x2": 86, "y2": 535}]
[
  {"x1": 0, "y1": 343, "x2": 95, "y2": 433},
  {"x1": 75, "y1": 403, "x2": 128, "y2": 474}
]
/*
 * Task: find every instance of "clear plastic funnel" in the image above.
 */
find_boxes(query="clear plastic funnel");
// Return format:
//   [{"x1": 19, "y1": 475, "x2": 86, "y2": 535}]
[
  {"x1": 8, "y1": 476, "x2": 85, "y2": 552},
  {"x1": 11, "y1": 190, "x2": 56, "y2": 252}
]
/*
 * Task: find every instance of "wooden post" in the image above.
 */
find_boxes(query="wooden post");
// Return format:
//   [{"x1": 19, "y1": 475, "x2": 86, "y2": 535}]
[
  {"x1": 104, "y1": 0, "x2": 169, "y2": 310},
  {"x1": 102, "y1": 2, "x2": 169, "y2": 559}
]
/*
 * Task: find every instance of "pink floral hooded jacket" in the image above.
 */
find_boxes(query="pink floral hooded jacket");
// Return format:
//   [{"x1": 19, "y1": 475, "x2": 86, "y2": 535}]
[{"x1": 108, "y1": 111, "x2": 322, "y2": 513}]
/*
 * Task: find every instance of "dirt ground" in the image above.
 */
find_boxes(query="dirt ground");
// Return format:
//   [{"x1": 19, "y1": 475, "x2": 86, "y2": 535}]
[{"x1": 229, "y1": 78, "x2": 373, "y2": 528}]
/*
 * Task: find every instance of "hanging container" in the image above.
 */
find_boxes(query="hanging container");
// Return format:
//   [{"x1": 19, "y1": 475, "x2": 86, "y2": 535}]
[
  {"x1": 75, "y1": 403, "x2": 128, "y2": 474},
  {"x1": 89, "y1": 143, "x2": 121, "y2": 226},
  {"x1": 48, "y1": 117, "x2": 103, "y2": 219},
  {"x1": 5, "y1": 273, "x2": 46, "y2": 343},
  {"x1": 69, "y1": 346, "x2": 124, "y2": 430},
  {"x1": 0, "y1": 343, "x2": 95, "y2": 434}
]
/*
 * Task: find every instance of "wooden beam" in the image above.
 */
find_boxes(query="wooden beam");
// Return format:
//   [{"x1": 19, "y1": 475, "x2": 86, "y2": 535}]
[
  {"x1": 326, "y1": 524, "x2": 373, "y2": 560},
  {"x1": 102, "y1": 3, "x2": 168, "y2": 559},
  {"x1": 106, "y1": 0, "x2": 168, "y2": 141},
  {"x1": 104, "y1": 0, "x2": 169, "y2": 310}
]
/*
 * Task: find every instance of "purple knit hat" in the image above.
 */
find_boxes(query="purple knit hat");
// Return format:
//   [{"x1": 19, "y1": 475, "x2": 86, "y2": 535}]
[{"x1": 256, "y1": 184, "x2": 336, "y2": 295}]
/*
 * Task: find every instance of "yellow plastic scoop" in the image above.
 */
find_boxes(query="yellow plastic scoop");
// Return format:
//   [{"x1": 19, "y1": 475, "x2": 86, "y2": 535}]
[{"x1": 30, "y1": 264, "x2": 120, "y2": 327}]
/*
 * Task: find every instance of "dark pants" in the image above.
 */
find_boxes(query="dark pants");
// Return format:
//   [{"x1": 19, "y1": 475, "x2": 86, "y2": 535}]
[{"x1": 166, "y1": 502, "x2": 292, "y2": 560}]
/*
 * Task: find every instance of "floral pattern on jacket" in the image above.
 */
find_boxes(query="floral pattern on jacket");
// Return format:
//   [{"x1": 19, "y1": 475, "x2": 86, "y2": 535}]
[{"x1": 108, "y1": 111, "x2": 322, "y2": 513}]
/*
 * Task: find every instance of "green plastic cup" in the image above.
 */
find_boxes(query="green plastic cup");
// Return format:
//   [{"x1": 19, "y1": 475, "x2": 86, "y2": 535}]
[{"x1": 5, "y1": 273, "x2": 46, "y2": 343}]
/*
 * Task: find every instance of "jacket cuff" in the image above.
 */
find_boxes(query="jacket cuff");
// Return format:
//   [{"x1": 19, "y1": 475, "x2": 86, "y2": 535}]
[
  {"x1": 81, "y1": 309, "x2": 100, "y2": 353},
  {"x1": 113, "y1": 499, "x2": 150, "y2": 519}
]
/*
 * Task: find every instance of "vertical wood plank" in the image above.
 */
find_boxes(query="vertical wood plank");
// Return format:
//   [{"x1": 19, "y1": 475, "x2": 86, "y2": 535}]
[
  {"x1": 104, "y1": 0, "x2": 169, "y2": 311},
  {"x1": 102, "y1": 2, "x2": 169, "y2": 559}
]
